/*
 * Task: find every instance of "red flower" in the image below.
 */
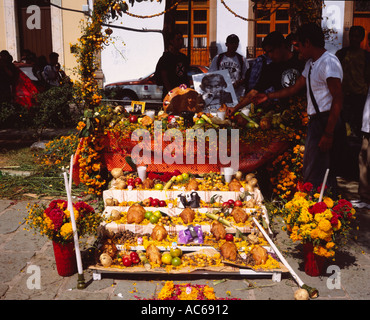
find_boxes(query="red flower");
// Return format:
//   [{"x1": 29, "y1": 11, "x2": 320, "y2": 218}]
[
  {"x1": 317, "y1": 184, "x2": 328, "y2": 193},
  {"x1": 44, "y1": 200, "x2": 68, "y2": 216},
  {"x1": 338, "y1": 199, "x2": 352, "y2": 208},
  {"x1": 330, "y1": 213, "x2": 339, "y2": 226},
  {"x1": 74, "y1": 201, "x2": 94, "y2": 217},
  {"x1": 297, "y1": 181, "x2": 313, "y2": 193},
  {"x1": 47, "y1": 208, "x2": 65, "y2": 231},
  {"x1": 308, "y1": 201, "x2": 327, "y2": 215}
]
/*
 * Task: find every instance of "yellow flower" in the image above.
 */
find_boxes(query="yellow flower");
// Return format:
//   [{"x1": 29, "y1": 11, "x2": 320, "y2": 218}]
[
  {"x1": 60, "y1": 223, "x2": 73, "y2": 239},
  {"x1": 323, "y1": 197, "x2": 334, "y2": 208},
  {"x1": 318, "y1": 219, "x2": 332, "y2": 233},
  {"x1": 326, "y1": 242, "x2": 335, "y2": 249}
]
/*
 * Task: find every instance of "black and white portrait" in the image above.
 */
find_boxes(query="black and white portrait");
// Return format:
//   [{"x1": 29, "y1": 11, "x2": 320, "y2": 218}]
[{"x1": 192, "y1": 70, "x2": 238, "y2": 113}]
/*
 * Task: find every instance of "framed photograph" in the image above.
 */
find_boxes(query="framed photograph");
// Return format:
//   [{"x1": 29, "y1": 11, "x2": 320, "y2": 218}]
[
  {"x1": 131, "y1": 101, "x2": 146, "y2": 114},
  {"x1": 192, "y1": 69, "x2": 238, "y2": 112}
]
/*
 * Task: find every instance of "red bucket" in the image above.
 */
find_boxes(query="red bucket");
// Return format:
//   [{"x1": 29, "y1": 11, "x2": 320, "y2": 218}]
[
  {"x1": 52, "y1": 241, "x2": 77, "y2": 277},
  {"x1": 303, "y1": 243, "x2": 327, "y2": 277}
]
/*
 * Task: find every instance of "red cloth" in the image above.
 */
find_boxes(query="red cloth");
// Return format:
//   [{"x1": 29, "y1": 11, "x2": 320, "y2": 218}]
[
  {"x1": 72, "y1": 133, "x2": 289, "y2": 185},
  {"x1": 14, "y1": 70, "x2": 38, "y2": 109}
]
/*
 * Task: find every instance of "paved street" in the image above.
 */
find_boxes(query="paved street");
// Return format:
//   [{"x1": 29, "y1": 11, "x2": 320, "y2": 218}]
[{"x1": 0, "y1": 177, "x2": 369, "y2": 302}]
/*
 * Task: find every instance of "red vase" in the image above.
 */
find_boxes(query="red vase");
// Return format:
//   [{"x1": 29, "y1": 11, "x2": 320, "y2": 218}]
[
  {"x1": 52, "y1": 241, "x2": 77, "y2": 277},
  {"x1": 303, "y1": 243, "x2": 326, "y2": 277}
]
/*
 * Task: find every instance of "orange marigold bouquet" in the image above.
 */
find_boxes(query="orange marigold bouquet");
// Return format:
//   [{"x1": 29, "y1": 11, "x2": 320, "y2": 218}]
[
  {"x1": 282, "y1": 182, "x2": 356, "y2": 258},
  {"x1": 25, "y1": 199, "x2": 102, "y2": 244}
]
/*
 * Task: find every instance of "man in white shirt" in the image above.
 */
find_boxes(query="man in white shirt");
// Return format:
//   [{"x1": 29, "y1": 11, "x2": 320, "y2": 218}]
[
  {"x1": 209, "y1": 34, "x2": 249, "y2": 100},
  {"x1": 355, "y1": 88, "x2": 370, "y2": 208},
  {"x1": 254, "y1": 23, "x2": 345, "y2": 195}
]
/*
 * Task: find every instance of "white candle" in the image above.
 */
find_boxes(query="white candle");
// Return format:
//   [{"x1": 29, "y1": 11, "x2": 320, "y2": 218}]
[
  {"x1": 318, "y1": 168, "x2": 329, "y2": 203},
  {"x1": 69, "y1": 154, "x2": 74, "y2": 193},
  {"x1": 63, "y1": 172, "x2": 83, "y2": 275}
]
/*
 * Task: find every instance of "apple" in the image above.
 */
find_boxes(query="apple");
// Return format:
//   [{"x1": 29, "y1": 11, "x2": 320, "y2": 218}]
[
  {"x1": 151, "y1": 198, "x2": 159, "y2": 207},
  {"x1": 129, "y1": 115, "x2": 138, "y2": 123},
  {"x1": 161, "y1": 253, "x2": 173, "y2": 265},
  {"x1": 153, "y1": 210, "x2": 162, "y2": 219},
  {"x1": 234, "y1": 200, "x2": 243, "y2": 207},
  {"x1": 228, "y1": 199, "x2": 235, "y2": 206},
  {"x1": 134, "y1": 177, "x2": 142, "y2": 185},
  {"x1": 171, "y1": 257, "x2": 181, "y2": 266},
  {"x1": 130, "y1": 252, "x2": 139, "y2": 264},
  {"x1": 122, "y1": 256, "x2": 132, "y2": 267},
  {"x1": 170, "y1": 247, "x2": 182, "y2": 258},
  {"x1": 127, "y1": 178, "x2": 134, "y2": 185},
  {"x1": 159, "y1": 200, "x2": 166, "y2": 207},
  {"x1": 144, "y1": 211, "x2": 152, "y2": 220},
  {"x1": 175, "y1": 175, "x2": 183, "y2": 183},
  {"x1": 225, "y1": 234, "x2": 234, "y2": 241},
  {"x1": 149, "y1": 215, "x2": 159, "y2": 224},
  {"x1": 154, "y1": 183, "x2": 164, "y2": 190},
  {"x1": 222, "y1": 202, "x2": 230, "y2": 208},
  {"x1": 181, "y1": 173, "x2": 189, "y2": 181},
  {"x1": 132, "y1": 256, "x2": 140, "y2": 264}
]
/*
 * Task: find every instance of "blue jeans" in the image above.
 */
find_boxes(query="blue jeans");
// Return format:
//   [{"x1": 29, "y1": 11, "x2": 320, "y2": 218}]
[{"x1": 303, "y1": 113, "x2": 345, "y2": 196}]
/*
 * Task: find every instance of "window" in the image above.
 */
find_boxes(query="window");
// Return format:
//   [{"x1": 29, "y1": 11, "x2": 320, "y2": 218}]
[
  {"x1": 255, "y1": 1, "x2": 290, "y2": 57},
  {"x1": 175, "y1": 1, "x2": 210, "y2": 65}
]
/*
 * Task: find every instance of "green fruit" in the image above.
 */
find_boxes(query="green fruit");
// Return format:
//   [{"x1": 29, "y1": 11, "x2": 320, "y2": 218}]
[
  {"x1": 153, "y1": 210, "x2": 162, "y2": 219},
  {"x1": 144, "y1": 211, "x2": 152, "y2": 220},
  {"x1": 154, "y1": 183, "x2": 164, "y2": 190},
  {"x1": 171, "y1": 257, "x2": 181, "y2": 266},
  {"x1": 161, "y1": 253, "x2": 172, "y2": 265},
  {"x1": 196, "y1": 118, "x2": 205, "y2": 125},
  {"x1": 182, "y1": 173, "x2": 189, "y2": 181},
  {"x1": 149, "y1": 215, "x2": 159, "y2": 224},
  {"x1": 170, "y1": 248, "x2": 182, "y2": 258},
  {"x1": 175, "y1": 175, "x2": 183, "y2": 183}
]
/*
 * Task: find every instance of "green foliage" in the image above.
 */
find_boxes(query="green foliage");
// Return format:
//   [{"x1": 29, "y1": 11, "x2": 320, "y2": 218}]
[
  {"x1": 0, "y1": 81, "x2": 83, "y2": 134},
  {"x1": 0, "y1": 102, "x2": 32, "y2": 129}
]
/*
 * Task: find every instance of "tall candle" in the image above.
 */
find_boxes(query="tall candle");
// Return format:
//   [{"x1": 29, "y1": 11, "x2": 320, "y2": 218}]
[{"x1": 63, "y1": 172, "x2": 83, "y2": 275}]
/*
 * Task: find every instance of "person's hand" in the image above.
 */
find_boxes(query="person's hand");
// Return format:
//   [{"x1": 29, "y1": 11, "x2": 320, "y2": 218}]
[
  {"x1": 318, "y1": 134, "x2": 333, "y2": 152},
  {"x1": 252, "y1": 93, "x2": 268, "y2": 105}
]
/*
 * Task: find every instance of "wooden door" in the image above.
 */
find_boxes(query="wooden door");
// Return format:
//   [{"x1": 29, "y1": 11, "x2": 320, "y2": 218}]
[{"x1": 17, "y1": 2, "x2": 52, "y2": 60}]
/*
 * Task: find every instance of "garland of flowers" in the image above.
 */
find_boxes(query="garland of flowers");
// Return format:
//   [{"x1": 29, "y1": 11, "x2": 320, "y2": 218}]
[
  {"x1": 221, "y1": 0, "x2": 283, "y2": 22},
  {"x1": 124, "y1": 0, "x2": 184, "y2": 19},
  {"x1": 72, "y1": 1, "x2": 129, "y2": 196}
]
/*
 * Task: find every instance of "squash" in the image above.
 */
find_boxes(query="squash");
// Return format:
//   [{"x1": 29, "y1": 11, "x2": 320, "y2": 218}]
[{"x1": 111, "y1": 168, "x2": 124, "y2": 179}]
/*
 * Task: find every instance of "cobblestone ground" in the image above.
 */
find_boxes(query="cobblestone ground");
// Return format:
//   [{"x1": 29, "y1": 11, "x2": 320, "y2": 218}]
[{"x1": 0, "y1": 176, "x2": 369, "y2": 302}]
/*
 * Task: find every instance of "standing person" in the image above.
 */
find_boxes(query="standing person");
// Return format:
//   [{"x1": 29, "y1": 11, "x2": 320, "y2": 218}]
[
  {"x1": 209, "y1": 34, "x2": 248, "y2": 100},
  {"x1": 154, "y1": 30, "x2": 190, "y2": 99},
  {"x1": 227, "y1": 31, "x2": 305, "y2": 116},
  {"x1": 253, "y1": 23, "x2": 345, "y2": 195},
  {"x1": 0, "y1": 50, "x2": 19, "y2": 103},
  {"x1": 336, "y1": 26, "x2": 370, "y2": 139},
  {"x1": 32, "y1": 55, "x2": 48, "y2": 90},
  {"x1": 245, "y1": 53, "x2": 272, "y2": 93},
  {"x1": 354, "y1": 87, "x2": 370, "y2": 209},
  {"x1": 43, "y1": 52, "x2": 66, "y2": 88}
]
